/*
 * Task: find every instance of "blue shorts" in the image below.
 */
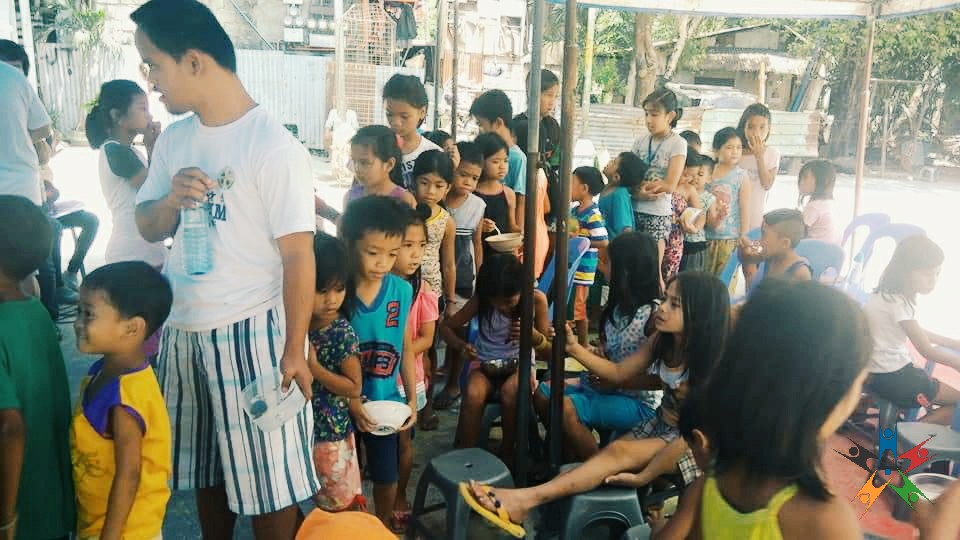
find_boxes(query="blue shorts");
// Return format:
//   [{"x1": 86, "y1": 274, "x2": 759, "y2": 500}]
[
  {"x1": 361, "y1": 432, "x2": 399, "y2": 484},
  {"x1": 538, "y1": 382, "x2": 656, "y2": 433}
]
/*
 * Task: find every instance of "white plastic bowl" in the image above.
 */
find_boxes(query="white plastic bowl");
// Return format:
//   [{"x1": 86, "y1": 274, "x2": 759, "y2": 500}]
[
  {"x1": 363, "y1": 400, "x2": 412, "y2": 436},
  {"x1": 486, "y1": 232, "x2": 523, "y2": 253},
  {"x1": 241, "y1": 370, "x2": 307, "y2": 432}
]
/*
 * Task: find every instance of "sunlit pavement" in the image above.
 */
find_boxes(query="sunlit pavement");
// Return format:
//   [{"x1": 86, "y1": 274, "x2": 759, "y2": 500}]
[{"x1": 49, "y1": 145, "x2": 959, "y2": 538}]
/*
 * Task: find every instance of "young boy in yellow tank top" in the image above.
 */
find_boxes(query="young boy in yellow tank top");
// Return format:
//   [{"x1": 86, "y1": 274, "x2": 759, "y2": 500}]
[{"x1": 71, "y1": 261, "x2": 173, "y2": 540}]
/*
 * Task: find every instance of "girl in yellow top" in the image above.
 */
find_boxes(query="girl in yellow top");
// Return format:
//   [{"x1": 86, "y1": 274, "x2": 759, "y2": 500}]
[
  {"x1": 682, "y1": 280, "x2": 871, "y2": 540},
  {"x1": 71, "y1": 262, "x2": 173, "y2": 540}
]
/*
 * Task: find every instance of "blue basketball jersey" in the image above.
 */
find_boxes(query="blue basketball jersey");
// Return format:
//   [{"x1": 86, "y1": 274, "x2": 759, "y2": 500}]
[{"x1": 350, "y1": 274, "x2": 413, "y2": 403}]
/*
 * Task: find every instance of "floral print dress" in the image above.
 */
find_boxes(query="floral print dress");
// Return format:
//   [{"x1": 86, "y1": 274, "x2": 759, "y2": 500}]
[{"x1": 662, "y1": 192, "x2": 687, "y2": 280}]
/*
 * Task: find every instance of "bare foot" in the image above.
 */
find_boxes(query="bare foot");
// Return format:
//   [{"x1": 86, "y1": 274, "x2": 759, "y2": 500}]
[
  {"x1": 605, "y1": 472, "x2": 649, "y2": 488},
  {"x1": 468, "y1": 480, "x2": 537, "y2": 524},
  {"x1": 914, "y1": 478, "x2": 960, "y2": 540}
]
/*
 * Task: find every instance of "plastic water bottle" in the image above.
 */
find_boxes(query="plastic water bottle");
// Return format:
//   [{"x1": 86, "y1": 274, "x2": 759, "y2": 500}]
[{"x1": 181, "y1": 205, "x2": 212, "y2": 275}]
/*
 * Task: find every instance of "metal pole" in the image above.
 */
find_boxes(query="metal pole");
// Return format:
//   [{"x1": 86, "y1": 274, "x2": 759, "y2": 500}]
[
  {"x1": 515, "y1": 0, "x2": 544, "y2": 489},
  {"x1": 549, "y1": 0, "x2": 577, "y2": 469},
  {"x1": 433, "y1": 0, "x2": 446, "y2": 130},
  {"x1": 880, "y1": 100, "x2": 889, "y2": 178},
  {"x1": 15, "y1": 0, "x2": 37, "y2": 89},
  {"x1": 852, "y1": 11, "x2": 876, "y2": 218},
  {"x1": 580, "y1": 7, "x2": 596, "y2": 134},
  {"x1": 450, "y1": 0, "x2": 459, "y2": 139},
  {"x1": 334, "y1": 0, "x2": 345, "y2": 117}
]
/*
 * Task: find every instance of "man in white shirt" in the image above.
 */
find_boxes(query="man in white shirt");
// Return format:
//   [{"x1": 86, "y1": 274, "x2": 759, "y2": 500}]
[{"x1": 131, "y1": 1, "x2": 318, "y2": 536}]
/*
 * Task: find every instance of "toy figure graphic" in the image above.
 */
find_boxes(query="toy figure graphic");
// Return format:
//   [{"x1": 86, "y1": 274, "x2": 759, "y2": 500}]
[
  {"x1": 898, "y1": 435, "x2": 938, "y2": 474},
  {"x1": 889, "y1": 471, "x2": 930, "y2": 510},
  {"x1": 878, "y1": 425, "x2": 898, "y2": 475},
  {"x1": 853, "y1": 471, "x2": 889, "y2": 519},
  {"x1": 834, "y1": 438, "x2": 878, "y2": 474}
]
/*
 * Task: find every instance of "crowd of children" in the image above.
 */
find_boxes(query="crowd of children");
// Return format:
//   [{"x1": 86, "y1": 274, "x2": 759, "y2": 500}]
[{"x1": 4, "y1": 2, "x2": 960, "y2": 538}]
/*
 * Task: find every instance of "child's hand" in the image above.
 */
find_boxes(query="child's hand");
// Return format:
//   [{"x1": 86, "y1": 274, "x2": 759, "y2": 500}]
[
  {"x1": 461, "y1": 343, "x2": 479, "y2": 362},
  {"x1": 447, "y1": 145, "x2": 461, "y2": 169},
  {"x1": 349, "y1": 398, "x2": 377, "y2": 433},
  {"x1": 143, "y1": 121, "x2": 161, "y2": 149},
  {"x1": 445, "y1": 301, "x2": 459, "y2": 319},
  {"x1": 400, "y1": 405, "x2": 418, "y2": 431},
  {"x1": 748, "y1": 134, "x2": 766, "y2": 157},
  {"x1": 914, "y1": 474, "x2": 960, "y2": 539},
  {"x1": 509, "y1": 319, "x2": 521, "y2": 343},
  {"x1": 564, "y1": 325, "x2": 581, "y2": 353},
  {"x1": 481, "y1": 218, "x2": 497, "y2": 233}
]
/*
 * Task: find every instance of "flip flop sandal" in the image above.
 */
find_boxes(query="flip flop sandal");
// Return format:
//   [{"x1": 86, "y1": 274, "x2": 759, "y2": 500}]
[
  {"x1": 390, "y1": 510, "x2": 411, "y2": 534},
  {"x1": 433, "y1": 389, "x2": 462, "y2": 410},
  {"x1": 419, "y1": 410, "x2": 440, "y2": 431},
  {"x1": 459, "y1": 482, "x2": 526, "y2": 538}
]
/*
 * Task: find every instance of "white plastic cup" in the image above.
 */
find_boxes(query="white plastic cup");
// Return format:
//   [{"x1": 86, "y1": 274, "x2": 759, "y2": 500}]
[{"x1": 241, "y1": 369, "x2": 307, "y2": 432}]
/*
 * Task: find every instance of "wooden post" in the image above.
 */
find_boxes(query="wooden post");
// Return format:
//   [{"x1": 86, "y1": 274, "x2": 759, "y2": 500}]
[
  {"x1": 549, "y1": 0, "x2": 577, "y2": 469},
  {"x1": 433, "y1": 0, "x2": 446, "y2": 130},
  {"x1": 515, "y1": 0, "x2": 544, "y2": 488},
  {"x1": 880, "y1": 100, "x2": 889, "y2": 178},
  {"x1": 852, "y1": 11, "x2": 876, "y2": 218},
  {"x1": 450, "y1": 0, "x2": 458, "y2": 139},
  {"x1": 580, "y1": 7, "x2": 596, "y2": 133}
]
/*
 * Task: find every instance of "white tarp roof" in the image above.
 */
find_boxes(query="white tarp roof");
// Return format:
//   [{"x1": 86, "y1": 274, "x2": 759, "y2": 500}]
[{"x1": 547, "y1": 0, "x2": 959, "y2": 19}]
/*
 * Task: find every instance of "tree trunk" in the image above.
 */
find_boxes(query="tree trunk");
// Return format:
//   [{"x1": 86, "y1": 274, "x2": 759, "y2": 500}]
[
  {"x1": 628, "y1": 13, "x2": 657, "y2": 107},
  {"x1": 663, "y1": 15, "x2": 702, "y2": 81}
]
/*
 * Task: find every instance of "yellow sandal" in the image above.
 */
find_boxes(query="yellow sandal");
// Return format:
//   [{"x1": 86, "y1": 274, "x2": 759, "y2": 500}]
[{"x1": 459, "y1": 482, "x2": 526, "y2": 538}]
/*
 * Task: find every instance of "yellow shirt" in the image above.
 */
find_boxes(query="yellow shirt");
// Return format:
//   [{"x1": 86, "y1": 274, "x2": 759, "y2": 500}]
[
  {"x1": 700, "y1": 475, "x2": 798, "y2": 540},
  {"x1": 70, "y1": 360, "x2": 171, "y2": 539}
]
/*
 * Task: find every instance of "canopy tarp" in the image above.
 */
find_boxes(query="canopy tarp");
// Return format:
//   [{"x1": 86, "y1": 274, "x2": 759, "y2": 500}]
[{"x1": 544, "y1": 0, "x2": 959, "y2": 19}]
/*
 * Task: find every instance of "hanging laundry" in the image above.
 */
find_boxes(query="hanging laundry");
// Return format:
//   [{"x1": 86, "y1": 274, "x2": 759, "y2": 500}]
[{"x1": 386, "y1": 2, "x2": 418, "y2": 47}]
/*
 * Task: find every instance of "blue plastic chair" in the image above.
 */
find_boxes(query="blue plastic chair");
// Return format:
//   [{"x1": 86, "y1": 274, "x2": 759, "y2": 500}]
[
  {"x1": 840, "y1": 213, "x2": 890, "y2": 253},
  {"x1": 796, "y1": 239, "x2": 846, "y2": 283},
  {"x1": 856, "y1": 223, "x2": 927, "y2": 269},
  {"x1": 717, "y1": 227, "x2": 761, "y2": 287},
  {"x1": 538, "y1": 236, "x2": 591, "y2": 318}
]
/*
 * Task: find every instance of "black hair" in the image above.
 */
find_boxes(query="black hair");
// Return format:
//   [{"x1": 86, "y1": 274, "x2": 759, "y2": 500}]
[
  {"x1": 82, "y1": 261, "x2": 173, "y2": 336},
  {"x1": 737, "y1": 103, "x2": 773, "y2": 143},
  {"x1": 699, "y1": 280, "x2": 871, "y2": 501},
  {"x1": 763, "y1": 208, "x2": 806, "y2": 248},
  {"x1": 876, "y1": 235, "x2": 943, "y2": 304},
  {"x1": 0, "y1": 39, "x2": 29, "y2": 76},
  {"x1": 573, "y1": 166, "x2": 604, "y2": 196},
  {"x1": 527, "y1": 68, "x2": 560, "y2": 93},
  {"x1": 475, "y1": 132, "x2": 510, "y2": 161},
  {"x1": 712, "y1": 127, "x2": 743, "y2": 152},
  {"x1": 511, "y1": 113, "x2": 561, "y2": 163},
  {"x1": 600, "y1": 232, "x2": 661, "y2": 346},
  {"x1": 475, "y1": 254, "x2": 523, "y2": 337},
  {"x1": 400, "y1": 204, "x2": 433, "y2": 299},
  {"x1": 679, "y1": 130, "x2": 701, "y2": 149},
  {"x1": 698, "y1": 153, "x2": 716, "y2": 171},
  {"x1": 642, "y1": 88, "x2": 683, "y2": 128},
  {"x1": 383, "y1": 74, "x2": 429, "y2": 109},
  {"x1": 470, "y1": 89, "x2": 514, "y2": 132},
  {"x1": 615, "y1": 152, "x2": 648, "y2": 192},
  {"x1": 351, "y1": 125, "x2": 404, "y2": 187},
  {"x1": 131, "y1": 0, "x2": 237, "y2": 72},
  {"x1": 340, "y1": 195, "x2": 410, "y2": 246},
  {"x1": 651, "y1": 272, "x2": 729, "y2": 390},
  {"x1": 684, "y1": 147, "x2": 702, "y2": 168},
  {"x1": 798, "y1": 159, "x2": 836, "y2": 203},
  {"x1": 84, "y1": 80, "x2": 146, "y2": 149},
  {"x1": 425, "y1": 130, "x2": 452, "y2": 148},
  {"x1": 313, "y1": 232, "x2": 352, "y2": 316},
  {"x1": 456, "y1": 141, "x2": 483, "y2": 167},
  {"x1": 0, "y1": 195, "x2": 53, "y2": 281},
  {"x1": 412, "y1": 149, "x2": 454, "y2": 185},
  {"x1": 679, "y1": 387, "x2": 705, "y2": 443}
]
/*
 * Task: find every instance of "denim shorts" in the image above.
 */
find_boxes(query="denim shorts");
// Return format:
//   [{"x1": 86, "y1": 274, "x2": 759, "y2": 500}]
[
  {"x1": 361, "y1": 431, "x2": 399, "y2": 484},
  {"x1": 538, "y1": 382, "x2": 656, "y2": 433}
]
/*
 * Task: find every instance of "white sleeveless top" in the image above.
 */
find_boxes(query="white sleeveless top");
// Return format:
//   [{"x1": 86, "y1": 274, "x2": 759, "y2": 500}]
[{"x1": 99, "y1": 141, "x2": 167, "y2": 268}]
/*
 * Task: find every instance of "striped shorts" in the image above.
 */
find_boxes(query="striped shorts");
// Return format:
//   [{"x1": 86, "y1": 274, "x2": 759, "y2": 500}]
[{"x1": 158, "y1": 306, "x2": 320, "y2": 515}]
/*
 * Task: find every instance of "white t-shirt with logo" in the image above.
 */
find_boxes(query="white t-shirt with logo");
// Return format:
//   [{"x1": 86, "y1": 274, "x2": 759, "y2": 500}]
[
  {"x1": 864, "y1": 292, "x2": 916, "y2": 373},
  {"x1": 137, "y1": 106, "x2": 315, "y2": 331},
  {"x1": 0, "y1": 63, "x2": 50, "y2": 205},
  {"x1": 401, "y1": 136, "x2": 441, "y2": 190}
]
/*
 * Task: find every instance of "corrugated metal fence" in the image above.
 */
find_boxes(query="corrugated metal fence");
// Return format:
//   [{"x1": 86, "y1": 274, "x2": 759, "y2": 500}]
[
  {"x1": 574, "y1": 103, "x2": 821, "y2": 159},
  {"x1": 36, "y1": 44, "x2": 423, "y2": 149}
]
